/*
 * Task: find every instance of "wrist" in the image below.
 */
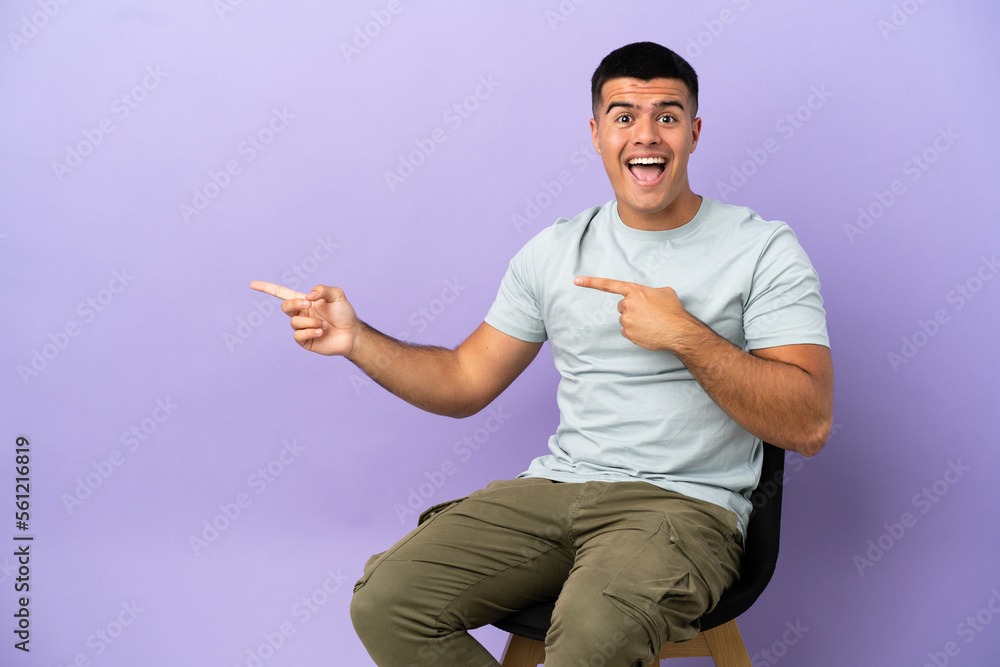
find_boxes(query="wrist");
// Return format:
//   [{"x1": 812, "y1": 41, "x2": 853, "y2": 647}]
[
  {"x1": 667, "y1": 313, "x2": 710, "y2": 356},
  {"x1": 345, "y1": 321, "x2": 369, "y2": 362}
]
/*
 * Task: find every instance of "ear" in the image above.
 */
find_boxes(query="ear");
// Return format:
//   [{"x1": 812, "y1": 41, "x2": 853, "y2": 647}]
[
  {"x1": 590, "y1": 117, "x2": 601, "y2": 155},
  {"x1": 689, "y1": 116, "x2": 702, "y2": 154}
]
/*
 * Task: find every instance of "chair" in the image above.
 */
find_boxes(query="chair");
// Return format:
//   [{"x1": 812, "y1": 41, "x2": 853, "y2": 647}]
[{"x1": 493, "y1": 442, "x2": 786, "y2": 667}]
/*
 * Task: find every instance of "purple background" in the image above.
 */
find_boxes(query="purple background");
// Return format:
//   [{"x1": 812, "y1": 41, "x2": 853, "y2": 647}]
[{"x1": 3, "y1": 1, "x2": 999, "y2": 665}]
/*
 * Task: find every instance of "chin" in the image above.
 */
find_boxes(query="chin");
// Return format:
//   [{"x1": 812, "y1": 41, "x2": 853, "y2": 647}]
[{"x1": 626, "y1": 195, "x2": 673, "y2": 214}]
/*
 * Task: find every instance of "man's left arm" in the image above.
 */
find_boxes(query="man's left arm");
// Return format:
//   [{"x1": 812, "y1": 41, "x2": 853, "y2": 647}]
[{"x1": 574, "y1": 277, "x2": 833, "y2": 457}]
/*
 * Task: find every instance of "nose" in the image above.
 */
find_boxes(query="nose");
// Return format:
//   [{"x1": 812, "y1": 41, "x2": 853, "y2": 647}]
[{"x1": 632, "y1": 116, "x2": 660, "y2": 146}]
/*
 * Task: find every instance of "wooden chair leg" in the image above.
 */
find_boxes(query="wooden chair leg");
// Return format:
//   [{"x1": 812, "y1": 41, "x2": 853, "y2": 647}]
[
  {"x1": 700, "y1": 620, "x2": 752, "y2": 667},
  {"x1": 500, "y1": 634, "x2": 546, "y2": 666}
]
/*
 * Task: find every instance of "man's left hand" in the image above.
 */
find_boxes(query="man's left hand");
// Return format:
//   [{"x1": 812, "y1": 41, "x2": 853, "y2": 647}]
[{"x1": 574, "y1": 276, "x2": 701, "y2": 352}]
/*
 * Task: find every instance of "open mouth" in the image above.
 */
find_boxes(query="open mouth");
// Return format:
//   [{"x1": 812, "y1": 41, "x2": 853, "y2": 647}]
[{"x1": 627, "y1": 156, "x2": 666, "y2": 184}]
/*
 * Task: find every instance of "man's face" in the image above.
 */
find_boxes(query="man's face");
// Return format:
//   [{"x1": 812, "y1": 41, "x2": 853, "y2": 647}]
[{"x1": 590, "y1": 77, "x2": 701, "y2": 230}]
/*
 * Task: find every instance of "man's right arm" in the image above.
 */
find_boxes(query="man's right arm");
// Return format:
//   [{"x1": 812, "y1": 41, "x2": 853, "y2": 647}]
[{"x1": 250, "y1": 281, "x2": 542, "y2": 418}]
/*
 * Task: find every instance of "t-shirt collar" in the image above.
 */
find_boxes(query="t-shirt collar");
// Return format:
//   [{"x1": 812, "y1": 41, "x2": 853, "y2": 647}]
[{"x1": 610, "y1": 197, "x2": 709, "y2": 241}]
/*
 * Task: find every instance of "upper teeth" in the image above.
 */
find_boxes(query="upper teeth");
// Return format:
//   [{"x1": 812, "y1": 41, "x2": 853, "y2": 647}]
[{"x1": 629, "y1": 157, "x2": 665, "y2": 165}]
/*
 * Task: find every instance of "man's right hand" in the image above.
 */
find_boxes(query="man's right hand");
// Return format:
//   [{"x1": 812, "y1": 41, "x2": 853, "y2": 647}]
[{"x1": 250, "y1": 281, "x2": 362, "y2": 357}]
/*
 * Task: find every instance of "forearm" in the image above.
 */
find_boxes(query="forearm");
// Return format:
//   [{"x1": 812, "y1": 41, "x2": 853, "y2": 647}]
[
  {"x1": 346, "y1": 322, "x2": 478, "y2": 417},
  {"x1": 673, "y1": 320, "x2": 833, "y2": 456}
]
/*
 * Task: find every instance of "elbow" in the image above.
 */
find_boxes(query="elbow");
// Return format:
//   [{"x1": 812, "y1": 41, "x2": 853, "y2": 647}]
[
  {"x1": 796, "y1": 437, "x2": 824, "y2": 458},
  {"x1": 445, "y1": 407, "x2": 476, "y2": 420},
  {"x1": 443, "y1": 397, "x2": 488, "y2": 420},
  {"x1": 770, "y1": 411, "x2": 831, "y2": 457},
  {"x1": 794, "y1": 415, "x2": 832, "y2": 458}
]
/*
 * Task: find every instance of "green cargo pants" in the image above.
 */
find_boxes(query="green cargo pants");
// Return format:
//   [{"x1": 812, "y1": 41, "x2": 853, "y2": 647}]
[{"x1": 350, "y1": 478, "x2": 743, "y2": 667}]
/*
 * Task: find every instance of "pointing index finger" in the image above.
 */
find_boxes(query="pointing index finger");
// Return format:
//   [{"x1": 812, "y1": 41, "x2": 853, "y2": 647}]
[
  {"x1": 574, "y1": 276, "x2": 633, "y2": 296},
  {"x1": 250, "y1": 280, "x2": 305, "y2": 301}
]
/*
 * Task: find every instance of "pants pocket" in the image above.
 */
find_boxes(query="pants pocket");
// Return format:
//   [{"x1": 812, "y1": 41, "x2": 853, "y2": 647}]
[
  {"x1": 418, "y1": 496, "x2": 468, "y2": 525},
  {"x1": 602, "y1": 515, "x2": 737, "y2": 647}
]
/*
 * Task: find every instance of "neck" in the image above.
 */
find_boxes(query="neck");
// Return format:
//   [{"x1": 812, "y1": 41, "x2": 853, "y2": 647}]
[{"x1": 619, "y1": 190, "x2": 702, "y2": 232}]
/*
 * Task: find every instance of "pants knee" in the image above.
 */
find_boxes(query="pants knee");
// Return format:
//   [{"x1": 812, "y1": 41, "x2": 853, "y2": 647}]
[
  {"x1": 351, "y1": 558, "x2": 456, "y2": 643},
  {"x1": 350, "y1": 562, "x2": 406, "y2": 641},
  {"x1": 547, "y1": 586, "x2": 655, "y2": 666},
  {"x1": 349, "y1": 581, "x2": 383, "y2": 642}
]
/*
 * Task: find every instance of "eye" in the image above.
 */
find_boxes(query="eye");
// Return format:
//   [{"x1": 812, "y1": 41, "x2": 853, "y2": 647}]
[
  {"x1": 658, "y1": 114, "x2": 677, "y2": 123},
  {"x1": 615, "y1": 114, "x2": 633, "y2": 123}
]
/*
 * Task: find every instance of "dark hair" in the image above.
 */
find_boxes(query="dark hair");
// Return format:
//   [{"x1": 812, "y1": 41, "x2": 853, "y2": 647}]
[{"x1": 591, "y1": 42, "x2": 699, "y2": 119}]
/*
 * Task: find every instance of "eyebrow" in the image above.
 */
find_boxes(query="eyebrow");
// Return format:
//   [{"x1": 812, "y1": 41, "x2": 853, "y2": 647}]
[{"x1": 604, "y1": 100, "x2": 685, "y2": 115}]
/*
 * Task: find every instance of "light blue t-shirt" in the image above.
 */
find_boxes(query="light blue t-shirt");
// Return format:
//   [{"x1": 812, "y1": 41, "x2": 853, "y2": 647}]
[{"x1": 484, "y1": 197, "x2": 829, "y2": 538}]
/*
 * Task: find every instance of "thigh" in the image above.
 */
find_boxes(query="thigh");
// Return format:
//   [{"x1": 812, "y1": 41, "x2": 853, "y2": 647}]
[
  {"x1": 353, "y1": 478, "x2": 576, "y2": 630},
  {"x1": 551, "y1": 486, "x2": 743, "y2": 660}
]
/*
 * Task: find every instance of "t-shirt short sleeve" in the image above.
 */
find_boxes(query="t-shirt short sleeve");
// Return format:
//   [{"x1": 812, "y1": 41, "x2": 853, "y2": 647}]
[
  {"x1": 485, "y1": 239, "x2": 548, "y2": 343},
  {"x1": 743, "y1": 224, "x2": 830, "y2": 350}
]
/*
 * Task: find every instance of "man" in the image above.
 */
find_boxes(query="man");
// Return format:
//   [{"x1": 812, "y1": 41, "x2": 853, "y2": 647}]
[{"x1": 252, "y1": 42, "x2": 832, "y2": 667}]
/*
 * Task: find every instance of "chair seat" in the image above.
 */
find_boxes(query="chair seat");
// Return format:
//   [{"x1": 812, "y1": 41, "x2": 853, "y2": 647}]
[
  {"x1": 492, "y1": 560, "x2": 769, "y2": 642},
  {"x1": 492, "y1": 602, "x2": 551, "y2": 642}
]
